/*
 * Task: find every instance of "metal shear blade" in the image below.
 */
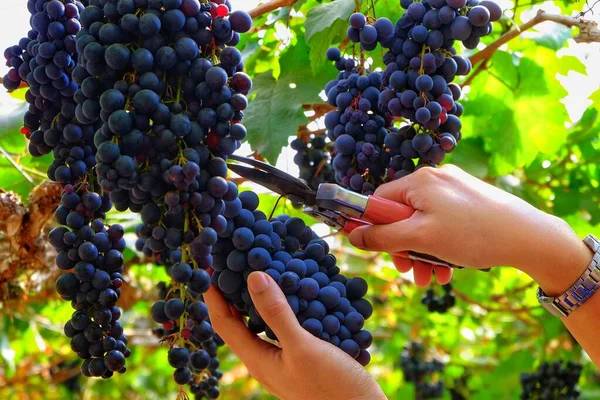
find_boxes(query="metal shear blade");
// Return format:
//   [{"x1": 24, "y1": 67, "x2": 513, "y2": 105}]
[{"x1": 227, "y1": 155, "x2": 317, "y2": 206}]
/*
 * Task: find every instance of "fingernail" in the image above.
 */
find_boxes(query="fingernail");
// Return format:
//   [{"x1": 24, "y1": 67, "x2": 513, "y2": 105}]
[{"x1": 248, "y1": 272, "x2": 269, "y2": 294}]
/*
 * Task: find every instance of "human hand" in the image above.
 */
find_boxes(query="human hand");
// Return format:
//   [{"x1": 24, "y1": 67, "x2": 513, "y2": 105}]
[
  {"x1": 204, "y1": 271, "x2": 386, "y2": 400},
  {"x1": 348, "y1": 165, "x2": 590, "y2": 291}
]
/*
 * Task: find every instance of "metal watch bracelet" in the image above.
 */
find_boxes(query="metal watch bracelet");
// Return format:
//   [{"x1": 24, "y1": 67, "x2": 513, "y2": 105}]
[{"x1": 537, "y1": 234, "x2": 600, "y2": 318}]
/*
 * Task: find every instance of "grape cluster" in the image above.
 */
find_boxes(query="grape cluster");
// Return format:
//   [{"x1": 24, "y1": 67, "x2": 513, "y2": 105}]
[
  {"x1": 3, "y1": 0, "x2": 132, "y2": 377},
  {"x1": 378, "y1": 0, "x2": 501, "y2": 165},
  {"x1": 318, "y1": 1, "x2": 502, "y2": 195},
  {"x1": 323, "y1": 50, "x2": 392, "y2": 194},
  {"x1": 210, "y1": 191, "x2": 375, "y2": 365},
  {"x1": 3, "y1": 1, "x2": 94, "y2": 158},
  {"x1": 151, "y1": 282, "x2": 224, "y2": 400},
  {"x1": 520, "y1": 361, "x2": 582, "y2": 400},
  {"x1": 51, "y1": 185, "x2": 131, "y2": 379},
  {"x1": 75, "y1": 0, "x2": 251, "y2": 205},
  {"x1": 58, "y1": 0, "x2": 252, "y2": 392},
  {"x1": 5, "y1": 0, "x2": 256, "y2": 390},
  {"x1": 291, "y1": 134, "x2": 335, "y2": 191},
  {"x1": 421, "y1": 283, "x2": 456, "y2": 313},
  {"x1": 346, "y1": 12, "x2": 394, "y2": 51},
  {"x1": 399, "y1": 342, "x2": 445, "y2": 399}
]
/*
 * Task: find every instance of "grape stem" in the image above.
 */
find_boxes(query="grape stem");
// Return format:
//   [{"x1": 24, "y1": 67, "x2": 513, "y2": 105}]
[
  {"x1": 469, "y1": 10, "x2": 599, "y2": 66},
  {"x1": 248, "y1": 0, "x2": 299, "y2": 18}
]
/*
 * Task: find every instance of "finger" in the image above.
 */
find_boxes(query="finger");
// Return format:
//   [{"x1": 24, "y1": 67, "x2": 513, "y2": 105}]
[
  {"x1": 413, "y1": 261, "x2": 434, "y2": 286},
  {"x1": 247, "y1": 272, "x2": 308, "y2": 346},
  {"x1": 348, "y1": 221, "x2": 420, "y2": 253},
  {"x1": 392, "y1": 255, "x2": 414, "y2": 273},
  {"x1": 204, "y1": 285, "x2": 276, "y2": 367},
  {"x1": 373, "y1": 173, "x2": 418, "y2": 206},
  {"x1": 433, "y1": 266, "x2": 453, "y2": 285}
]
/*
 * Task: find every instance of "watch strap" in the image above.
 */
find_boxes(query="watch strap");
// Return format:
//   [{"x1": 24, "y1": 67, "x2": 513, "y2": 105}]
[{"x1": 538, "y1": 234, "x2": 600, "y2": 318}]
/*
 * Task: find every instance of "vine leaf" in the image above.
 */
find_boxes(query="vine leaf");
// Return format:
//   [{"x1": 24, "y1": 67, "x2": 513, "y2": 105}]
[
  {"x1": 465, "y1": 48, "x2": 572, "y2": 175},
  {"x1": 522, "y1": 21, "x2": 572, "y2": 51},
  {"x1": 305, "y1": 0, "x2": 358, "y2": 71},
  {"x1": 244, "y1": 37, "x2": 335, "y2": 163},
  {"x1": 243, "y1": 71, "x2": 307, "y2": 163},
  {"x1": 447, "y1": 137, "x2": 490, "y2": 178}
]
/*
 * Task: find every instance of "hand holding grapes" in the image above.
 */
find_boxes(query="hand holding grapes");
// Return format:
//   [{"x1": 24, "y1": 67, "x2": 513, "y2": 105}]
[
  {"x1": 348, "y1": 164, "x2": 593, "y2": 293},
  {"x1": 204, "y1": 272, "x2": 386, "y2": 400}
]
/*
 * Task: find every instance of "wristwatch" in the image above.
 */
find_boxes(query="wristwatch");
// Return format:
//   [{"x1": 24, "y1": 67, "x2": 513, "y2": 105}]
[{"x1": 537, "y1": 234, "x2": 600, "y2": 318}]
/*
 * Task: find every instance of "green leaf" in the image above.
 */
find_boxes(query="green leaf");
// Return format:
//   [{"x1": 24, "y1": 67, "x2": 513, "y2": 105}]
[
  {"x1": 568, "y1": 107, "x2": 599, "y2": 145},
  {"x1": 522, "y1": 23, "x2": 572, "y2": 51},
  {"x1": 304, "y1": 0, "x2": 356, "y2": 42},
  {"x1": 462, "y1": 94, "x2": 528, "y2": 176},
  {"x1": 243, "y1": 71, "x2": 309, "y2": 163},
  {"x1": 488, "y1": 51, "x2": 518, "y2": 90},
  {"x1": 244, "y1": 36, "x2": 335, "y2": 162},
  {"x1": 553, "y1": 189, "x2": 581, "y2": 216},
  {"x1": 305, "y1": 0, "x2": 358, "y2": 71},
  {"x1": 448, "y1": 137, "x2": 490, "y2": 178},
  {"x1": 0, "y1": 99, "x2": 28, "y2": 153},
  {"x1": 515, "y1": 56, "x2": 550, "y2": 97},
  {"x1": 279, "y1": 36, "x2": 335, "y2": 103}
]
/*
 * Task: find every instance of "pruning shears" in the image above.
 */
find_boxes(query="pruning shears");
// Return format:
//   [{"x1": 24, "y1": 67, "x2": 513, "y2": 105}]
[{"x1": 227, "y1": 154, "x2": 460, "y2": 271}]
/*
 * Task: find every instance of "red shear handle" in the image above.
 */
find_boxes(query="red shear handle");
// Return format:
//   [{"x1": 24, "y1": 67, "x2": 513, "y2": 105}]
[
  {"x1": 362, "y1": 196, "x2": 415, "y2": 225},
  {"x1": 341, "y1": 219, "x2": 368, "y2": 235}
]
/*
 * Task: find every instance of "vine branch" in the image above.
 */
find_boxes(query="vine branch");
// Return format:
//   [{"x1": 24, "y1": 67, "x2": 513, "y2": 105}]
[
  {"x1": 469, "y1": 10, "x2": 599, "y2": 66},
  {"x1": 248, "y1": 0, "x2": 300, "y2": 18}
]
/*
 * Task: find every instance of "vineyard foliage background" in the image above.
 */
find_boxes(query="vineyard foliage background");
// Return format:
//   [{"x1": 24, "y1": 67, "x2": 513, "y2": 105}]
[{"x1": 0, "y1": 0, "x2": 600, "y2": 398}]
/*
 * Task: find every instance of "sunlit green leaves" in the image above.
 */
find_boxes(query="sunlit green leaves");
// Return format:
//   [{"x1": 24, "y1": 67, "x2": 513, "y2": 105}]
[
  {"x1": 244, "y1": 36, "x2": 335, "y2": 162},
  {"x1": 522, "y1": 22, "x2": 573, "y2": 51},
  {"x1": 305, "y1": 0, "x2": 358, "y2": 70},
  {"x1": 447, "y1": 136, "x2": 490, "y2": 178},
  {"x1": 244, "y1": 71, "x2": 308, "y2": 162},
  {"x1": 464, "y1": 46, "x2": 576, "y2": 175}
]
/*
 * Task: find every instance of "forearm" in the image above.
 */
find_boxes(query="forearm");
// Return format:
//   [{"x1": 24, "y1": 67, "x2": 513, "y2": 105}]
[{"x1": 516, "y1": 214, "x2": 599, "y2": 365}]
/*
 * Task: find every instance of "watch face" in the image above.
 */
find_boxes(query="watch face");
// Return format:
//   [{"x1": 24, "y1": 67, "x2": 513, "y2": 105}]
[
  {"x1": 538, "y1": 295, "x2": 554, "y2": 304},
  {"x1": 536, "y1": 287, "x2": 552, "y2": 301}
]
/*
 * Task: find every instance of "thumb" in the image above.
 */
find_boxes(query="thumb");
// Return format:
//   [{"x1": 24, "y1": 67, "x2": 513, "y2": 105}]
[
  {"x1": 247, "y1": 271, "x2": 307, "y2": 345},
  {"x1": 348, "y1": 220, "x2": 420, "y2": 253}
]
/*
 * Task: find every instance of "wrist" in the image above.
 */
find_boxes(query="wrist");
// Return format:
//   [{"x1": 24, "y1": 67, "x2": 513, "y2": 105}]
[{"x1": 515, "y1": 214, "x2": 593, "y2": 295}]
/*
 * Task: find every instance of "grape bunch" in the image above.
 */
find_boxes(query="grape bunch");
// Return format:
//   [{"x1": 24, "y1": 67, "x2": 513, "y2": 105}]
[
  {"x1": 323, "y1": 50, "x2": 392, "y2": 194},
  {"x1": 2, "y1": 0, "x2": 133, "y2": 378},
  {"x1": 399, "y1": 342, "x2": 445, "y2": 399},
  {"x1": 51, "y1": 184, "x2": 131, "y2": 379},
  {"x1": 4, "y1": 0, "x2": 257, "y2": 390},
  {"x1": 520, "y1": 361, "x2": 582, "y2": 400},
  {"x1": 210, "y1": 191, "x2": 375, "y2": 365},
  {"x1": 378, "y1": 0, "x2": 501, "y2": 165},
  {"x1": 318, "y1": 1, "x2": 502, "y2": 195},
  {"x1": 151, "y1": 282, "x2": 224, "y2": 400},
  {"x1": 3, "y1": 0, "x2": 90, "y2": 156},
  {"x1": 421, "y1": 283, "x2": 456, "y2": 313},
  {"x1": 61, "y1": 0, "x2": 252, "y2": 392},
  {"x1": 291, "y1": 134, "x2": 335, "y2": 191},
  {"x1": 346, "y1": 12, "x2": 394, "y2": 51}
]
